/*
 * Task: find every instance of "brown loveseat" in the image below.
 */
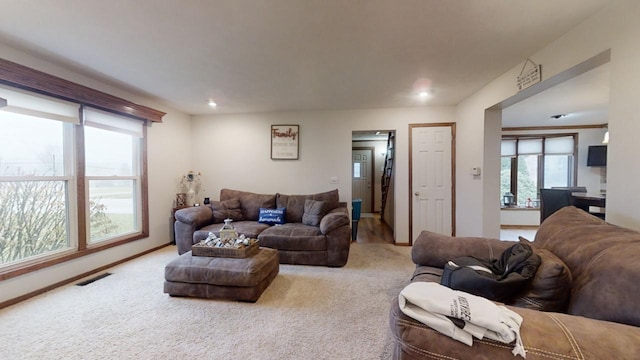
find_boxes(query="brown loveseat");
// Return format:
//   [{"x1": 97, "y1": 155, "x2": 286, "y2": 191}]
[
  {"x1": 174, "y1": 188, "x2": 351, "y2": 267},
  {"x1": 390, "y1": 206, "x2": 640, "y2": 359}
]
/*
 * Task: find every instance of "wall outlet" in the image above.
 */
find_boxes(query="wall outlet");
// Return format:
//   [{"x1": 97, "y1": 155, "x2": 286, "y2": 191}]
[{"x1": 330, "y1": 176, "x2": 338, "y2": 184}]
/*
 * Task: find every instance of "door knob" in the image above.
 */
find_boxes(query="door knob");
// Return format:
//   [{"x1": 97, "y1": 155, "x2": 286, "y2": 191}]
[{"x1": 415, "y1": 192, "x2": 420, "y2": 196}]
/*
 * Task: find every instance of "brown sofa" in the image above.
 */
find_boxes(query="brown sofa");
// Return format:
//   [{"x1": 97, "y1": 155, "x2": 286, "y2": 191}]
[
  {"x1": 174, "y1": 188, "x2": 351, "y2": 267},
  {"x1": 390, "y1": 206, "x2": 640, "y2": 359}
]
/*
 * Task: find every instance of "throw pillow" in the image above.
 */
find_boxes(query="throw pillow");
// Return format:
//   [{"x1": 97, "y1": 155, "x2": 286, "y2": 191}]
[
  {"x1": 210, "y1": 199, "x2": 244, "y2": 223},
  {"x1": 508, "y1": 248, "x2": 573, "y2": 312},
  {"x1": 258, "y1": 207, "x2": 286, "y2": 225},
  {"x1": 302, "y1": 199, "x2": 326, "y2": 226}
]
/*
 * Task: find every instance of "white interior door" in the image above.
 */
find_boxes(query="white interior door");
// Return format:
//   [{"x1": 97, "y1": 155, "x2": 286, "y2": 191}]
[
  {"x1": 411, "y1": 125, "x2": 453, "y2": 239},
  {"x1": 352, "y1": 149, "x2": 372, "y2": 212}
]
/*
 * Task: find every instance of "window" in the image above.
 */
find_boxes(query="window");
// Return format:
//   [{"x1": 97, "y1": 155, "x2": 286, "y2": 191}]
[
  {"x1": 0, "y1": 82, "x2": 149, "y2": 276},
  {"x1": 353, "y1": 163, "x2": 361, "y2": 178},
  {"x1": 501, "y1": 134, "x2": 576, "y2": 207},
  {"x1": 0, "y1": 86, "x2": 78, "y2": 267},
  {"x1": 84, "y1": 108, "x2": 144, "y2": 243}
]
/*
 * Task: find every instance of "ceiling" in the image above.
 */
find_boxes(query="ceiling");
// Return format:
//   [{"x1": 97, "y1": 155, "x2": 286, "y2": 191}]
[
  {"x1": 502, "y1": 62, "x2": 610, "y2": 128},
  {"x1": 0, "y1": 0, "x2": 611, "y2": 117}
]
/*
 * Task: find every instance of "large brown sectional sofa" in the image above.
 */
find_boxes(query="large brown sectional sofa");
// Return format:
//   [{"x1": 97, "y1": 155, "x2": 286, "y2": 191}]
[
  {"x1": 174, "y1": 188, "x2": 351, "y2": 267},
  {"x1": 390, "y1": 206, "x2": 640, "y2": 359}
]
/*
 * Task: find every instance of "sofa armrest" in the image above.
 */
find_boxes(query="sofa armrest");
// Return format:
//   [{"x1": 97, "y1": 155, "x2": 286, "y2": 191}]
[
  {"x1": 411, "y1": 231, "x2": 512, "y2": 267},
  {"x1": 320, "y1": 209, "x2": 350, "y2": 234},
  {"x1": 321, "y1": 207, "x2": 351, "y2": 267},
  {"x1": 174, "y1": 206, "x2": 214, "y2": 228},
  {"x1": 390, "y1": 299, "x2": 640, "y2": 359}
]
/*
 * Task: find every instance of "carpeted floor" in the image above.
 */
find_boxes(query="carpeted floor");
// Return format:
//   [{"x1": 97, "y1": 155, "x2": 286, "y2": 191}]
[{"x1": 0, "y1": 243, "x2": 414, "y2": 359}]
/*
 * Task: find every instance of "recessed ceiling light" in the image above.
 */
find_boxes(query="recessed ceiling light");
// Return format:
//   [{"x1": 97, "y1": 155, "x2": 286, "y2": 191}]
[{"x1": 208, "y1": 100, "x2": 217, "y2": 108}]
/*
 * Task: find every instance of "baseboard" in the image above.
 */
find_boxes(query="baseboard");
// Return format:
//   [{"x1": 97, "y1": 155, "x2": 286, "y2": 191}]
[{"x1": 0, "y1": 243, "x2": 170, "y2": 310}]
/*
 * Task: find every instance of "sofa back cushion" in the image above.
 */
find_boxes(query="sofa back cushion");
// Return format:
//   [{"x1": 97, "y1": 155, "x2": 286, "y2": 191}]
[
  {"x1": 209, "y1": 199, "x2": 244, "y2": 223},
  {"x1": 411, "y1": 231, "x2": 512, "y2": 268},
  {"x1": 219, "y1": 189, "x2": 276, "y2": 221},
  {"x1": 276, "y1": 189, "x2": 339, "y2": 223},
  {"x1": 535, "y1": 206, "x2": 640, "y2": 326}
]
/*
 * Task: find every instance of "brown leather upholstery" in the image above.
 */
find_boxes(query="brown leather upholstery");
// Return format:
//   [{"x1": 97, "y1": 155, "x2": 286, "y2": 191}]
[
  {"x1": 390, "y1": 206, "x2": 640, "y2": 359},
  {"x1": 164, "y1": 248, "x2": 279, "y2": 302},
  {"x1": 174, "y1": 189, "x2": 350, "y2": 267}
]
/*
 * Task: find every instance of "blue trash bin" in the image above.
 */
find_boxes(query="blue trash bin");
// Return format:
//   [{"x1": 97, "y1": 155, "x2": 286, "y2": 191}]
[{"x1": 352, "y1": 199, "x2": 362, "y2": 241}]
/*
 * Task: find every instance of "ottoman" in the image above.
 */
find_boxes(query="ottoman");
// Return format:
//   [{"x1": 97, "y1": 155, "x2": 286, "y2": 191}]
[{"x1": 164, "y1": 247, "x2": 279, "y2": 302}]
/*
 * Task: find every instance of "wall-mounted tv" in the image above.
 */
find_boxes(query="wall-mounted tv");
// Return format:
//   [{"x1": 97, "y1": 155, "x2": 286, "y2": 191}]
[{"x1": 587, "y1": 145, "x2": 607, "y2": 167}]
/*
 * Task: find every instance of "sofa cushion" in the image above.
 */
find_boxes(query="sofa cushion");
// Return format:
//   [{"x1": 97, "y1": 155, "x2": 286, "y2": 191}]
[
  {"x1": 411, "y1": 231, "x2": 513, "y2": 268},
  {"x1": 568, "y1": 242, "x2": 640, "y2": 327},
  {"x1": 210, "y1": 199, "x2": 244, "y2": 223},
  {"x1": 302, "y1": 199, "x2": 326, "y2": 226},
  {"x1": 508, "y1": 247, "x2": 573, "y2": 312},
  {"x1": 258, "y1": 223, "x2": 327, "y2": 251},
  {"x1": 276, "y1": 189, "x2": 339, "y2": 223},
  {"x1": 258, "y1": 207, "x2": 286, "y2": 225},
  {"x1": 195, "y1": 221, "x2": 271, "y2": 242},
  {"x1": 220, "y1": 189, "x2": 276, "y2": 221}
]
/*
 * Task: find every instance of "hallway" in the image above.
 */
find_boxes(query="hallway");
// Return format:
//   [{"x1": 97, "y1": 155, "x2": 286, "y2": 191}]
[{"x1": 354, "y1": 213, "x2": 394, "y2": 244}]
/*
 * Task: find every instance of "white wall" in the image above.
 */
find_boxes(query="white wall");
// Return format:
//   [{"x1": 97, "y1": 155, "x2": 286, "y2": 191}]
[
  {"x1": 458, "y1": 0, "x2": 640, "y2": 235},
  {"x1": 191, "y1": 106, "x2": 455, "y2": 245},
  {"x1": 0, "y1": 43, "x2": 192, "y2": 304}
]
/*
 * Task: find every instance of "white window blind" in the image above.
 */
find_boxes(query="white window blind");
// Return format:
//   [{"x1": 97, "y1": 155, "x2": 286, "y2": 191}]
[
  {"x1": 545, "y1": 136, "x2": 574, "y2": 155},
  {"x1": 0, "y1": 84, "x2": 79, "y2": 124},
  {"x1": 84, "y1": 107, "x2": 144, "y2": 138},
  {"x1": 518, "y1": 139, "x2": 543, "y2": 155},
  {"x1": 501, "y1": 139, "x2": 517, "y2": 156}
]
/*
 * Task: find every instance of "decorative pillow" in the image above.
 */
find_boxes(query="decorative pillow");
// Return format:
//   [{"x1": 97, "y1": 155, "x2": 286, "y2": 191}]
[
  {"x1": 508, "y1": 247, "x2": 573, "y2": 312},
  {"x1": 258, "y1": 207, "x2": 286, "y2": 225},
  {"x1": 276, "y1": 189, "x2": 340, "y2": 223},
  {"x1": 302, "y1": 199, "x2": 327, "y2": 226},
  {"x1": 210, "y1": 199, "x2": 244, "y2": 223}
]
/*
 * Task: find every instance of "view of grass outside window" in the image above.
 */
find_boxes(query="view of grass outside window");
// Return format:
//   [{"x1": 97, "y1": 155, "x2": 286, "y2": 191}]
[
  {"x1": 85, "y1": 123, "x2": 140, "y2": 243},
  {"x1": 0, "y1": 86, "x2": 145, "y2": 268},
  {"x1": 501, "y1": 135, "x2": 575, "y2": 207}
]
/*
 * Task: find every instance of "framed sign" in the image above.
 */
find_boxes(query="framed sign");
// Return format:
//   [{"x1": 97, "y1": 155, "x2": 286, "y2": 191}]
[{"x1": 271, "y1": 124, "x2": 299, "y2": 160}]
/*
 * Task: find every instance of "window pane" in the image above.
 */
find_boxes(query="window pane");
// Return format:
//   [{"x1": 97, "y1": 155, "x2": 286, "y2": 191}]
[
  {"x1": 85, "y1": 126, "x2": 134, "y2": 176},
  {"x1": 517, "y1": 155, "x2": 538, "y2": 205},
  {"x1": 544, "y1": 155, "x2": 571, "y2": 188},
  {"x1": 0, "y1": 111, "x2": 65, "y2": 176},
  {"x1": 500, "y1": 157, "x2": 512, "y2": 201},
  {"x1": 353, "y1": 163, "x2": 361, "y2": 178},
  {"x1": 0, "y1": 181, "x2": 70, "y2": 265},
  {"x1": 88, "y1": 179, "x2": 136, "y2": 243}
]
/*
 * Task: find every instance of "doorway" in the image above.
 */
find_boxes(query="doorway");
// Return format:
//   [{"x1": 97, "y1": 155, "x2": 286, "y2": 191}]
[
  {"x1": 352, "y1": 147, "x2": 373, "y2": 213},
  {"x1": 409, "y1": 123, "x2": 455, "y2": 244},
  {"x1": 351, "y1": 130, "x2": 395, "y2": 243}
]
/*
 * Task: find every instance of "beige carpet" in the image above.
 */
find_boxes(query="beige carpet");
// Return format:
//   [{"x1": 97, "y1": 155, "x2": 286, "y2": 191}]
[{"x1": 0, "y1": 243, "x2": 414, "y2": 359}]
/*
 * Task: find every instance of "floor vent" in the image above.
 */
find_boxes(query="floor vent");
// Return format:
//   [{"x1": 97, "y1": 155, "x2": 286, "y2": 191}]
[{"x1": 76, "y1": 272, "x2": 112, "y2": 286}]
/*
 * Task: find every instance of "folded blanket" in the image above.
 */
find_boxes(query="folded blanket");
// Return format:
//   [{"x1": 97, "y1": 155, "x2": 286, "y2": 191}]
[{"x1": 399, "y1": 282, "x2": 526, "y2": 358}]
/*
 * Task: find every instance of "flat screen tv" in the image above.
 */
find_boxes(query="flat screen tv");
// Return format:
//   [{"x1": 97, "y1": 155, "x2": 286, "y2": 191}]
[{"x1": 587, "y1": 145, "x2": 607, "y2": 167}]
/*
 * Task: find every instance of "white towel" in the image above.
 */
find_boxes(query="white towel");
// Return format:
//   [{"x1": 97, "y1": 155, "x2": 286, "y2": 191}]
[{"x1": 398, "y1": 282, "x2": 526, "y2": 358}]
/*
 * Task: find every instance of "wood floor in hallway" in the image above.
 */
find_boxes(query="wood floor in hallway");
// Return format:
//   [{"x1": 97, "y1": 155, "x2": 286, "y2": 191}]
[{"x1": 354, "y1": 213, "x2": 394, "y2": 244}]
